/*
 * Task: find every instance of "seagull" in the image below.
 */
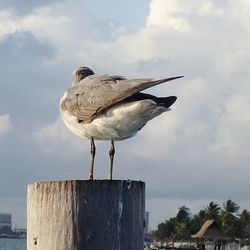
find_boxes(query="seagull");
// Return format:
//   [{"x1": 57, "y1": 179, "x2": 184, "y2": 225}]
[{"x1": 60, "y1": 67, "x2": 183, "y2": 180}]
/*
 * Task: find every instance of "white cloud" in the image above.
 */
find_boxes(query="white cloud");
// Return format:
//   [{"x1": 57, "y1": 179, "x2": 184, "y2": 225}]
[
  {"x1": 33, "y1": 118, "x2": 87, "y2": 157},
  {"x1": 0, "y1": 114, "x2": 13, "y2": 136},
  {"x1": 1, "y1": 0, "x2": 250, "y2": 229},
  {"x1": 214, "y1": 93, "x2": 250, "y2": 160},
  {"x1": 146, "y1": 0, "x2": 193, "y2": 32},
  {"x1": 215, "y1": 40, "x2": 250, "y2": 79}
]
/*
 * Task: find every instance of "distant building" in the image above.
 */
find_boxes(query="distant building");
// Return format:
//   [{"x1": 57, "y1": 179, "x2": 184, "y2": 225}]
[
  {"x1": 144, "y1": 211, "x2": 149, "y2": 233},
  {"x1": 144, "y1": 211, "x2": 153, "y2": 243},
  {"x1": 0, "y1": 213, "x2": 12, "y2": 229}
]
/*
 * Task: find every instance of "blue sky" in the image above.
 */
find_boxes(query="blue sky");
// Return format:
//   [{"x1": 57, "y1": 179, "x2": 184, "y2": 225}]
[
  {"x1": 84, "y1": 0, "x2": 150, "y2": 31},
  {"x1": 0, "y1": 0, "x2": 250, "y2": 230}
]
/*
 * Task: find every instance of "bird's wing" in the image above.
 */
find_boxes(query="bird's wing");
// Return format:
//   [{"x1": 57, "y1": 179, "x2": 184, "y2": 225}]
[{"x1": 61, "y1": 74, "x2": 183, "y2": 123}]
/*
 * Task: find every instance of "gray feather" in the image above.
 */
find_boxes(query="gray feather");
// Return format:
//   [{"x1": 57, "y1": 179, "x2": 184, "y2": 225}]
[{"x1": 61, "y1": 74, "x2": 183, "y2": 123}]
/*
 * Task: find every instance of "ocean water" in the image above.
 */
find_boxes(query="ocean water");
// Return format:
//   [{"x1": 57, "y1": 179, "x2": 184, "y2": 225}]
[{"x1": 0, "y1": 239, "x2": 26, "y2": 250}]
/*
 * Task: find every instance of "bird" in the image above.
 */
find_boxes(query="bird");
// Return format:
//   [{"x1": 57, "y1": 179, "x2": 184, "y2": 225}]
[{"x1": 60, "y1": 66, "x2": 183, "y2": 180}]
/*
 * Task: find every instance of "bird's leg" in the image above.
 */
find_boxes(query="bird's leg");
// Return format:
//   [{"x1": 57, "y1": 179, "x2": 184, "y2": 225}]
[
  {"x1": 89, "y1": 137, "x2": 96, "y2": 180},
  {"x1": 109, "y1": 140, "x2": 115, "y2": 180}
]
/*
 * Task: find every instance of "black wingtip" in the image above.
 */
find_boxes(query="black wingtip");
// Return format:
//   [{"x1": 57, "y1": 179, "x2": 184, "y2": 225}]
[
  {"x1": 158, "y1": 96, "x2": 177, "y2": 108},
  {"x1": 170, "y1": 75, "x2": 184, "y2": 80}
]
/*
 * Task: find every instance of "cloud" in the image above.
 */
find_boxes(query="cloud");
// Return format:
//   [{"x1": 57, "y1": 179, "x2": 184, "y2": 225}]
[
  {"x1": 0, "y1": 31, "x2": 55, "y2": 62},
  {"x1": 0, "y1": 0, "x2": 67, "y2": 16},
  {"x1": 1, "y1": 0, "x2": 250, "y2": 229},
  {"x1": 146, "y1": 0, "x2": 194, "y2": 32},
  {"x1": 0, "y1": 114, "x2": 13, "y2": 136},
  {"x1": 214, "y1": 93, "x2": 250, "y2": 159},
  {"x1": 146, "y1": 0, "x2": 226, "y2": 31},
  {"x1": 0, "y1": 29, "x2": 61, "y2": 126},
  {"x1": 33, "y1": 118, "x2": 86, "y2": 157}
]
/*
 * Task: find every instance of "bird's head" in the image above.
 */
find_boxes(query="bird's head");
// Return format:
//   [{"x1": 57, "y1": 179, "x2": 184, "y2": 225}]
[{"x1": 72, "y1": 66, "x2": 95, "y2": 86}]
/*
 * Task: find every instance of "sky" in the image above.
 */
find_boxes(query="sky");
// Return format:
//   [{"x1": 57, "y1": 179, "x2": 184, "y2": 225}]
[{"x1": 0, "y1": 0, "x2": 250, "y2": 230}]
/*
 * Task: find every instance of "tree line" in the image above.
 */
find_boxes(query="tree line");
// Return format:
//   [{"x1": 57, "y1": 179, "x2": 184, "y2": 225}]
[{"x1": 154, "y1": 200, "x2": 250, "y2": 241}]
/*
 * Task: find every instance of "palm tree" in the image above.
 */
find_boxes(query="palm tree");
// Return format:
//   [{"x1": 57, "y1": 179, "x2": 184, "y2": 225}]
[
  {"x1": 155, "y1": 218, "x2": 177, "y2": 241},
  {"x1": 221, "y1": 199, "x2": 240, "y2": 237},
  {"x1": 176, "y1": 206, "x2": 190, "y2": 223},
  {"x1": 175, "y1": 222, "x2": 190, "y2": 241},
  {"x1": 190, "y1": 209, "x2": 206, "y2": 234},
  {"x1": 239, "y1": 209, "x2": 250, "y2": 238},
  {"x1": 204, "y1": 201, "x2": 221, "y2": 221},
  {"x1": 197, "y1": 209, "x2": 207, "y2": 223}
]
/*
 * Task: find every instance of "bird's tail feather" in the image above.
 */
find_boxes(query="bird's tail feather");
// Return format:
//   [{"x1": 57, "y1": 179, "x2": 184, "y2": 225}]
[{"x1": 157, "y1": 96, "x2": 177, "y2": 108}]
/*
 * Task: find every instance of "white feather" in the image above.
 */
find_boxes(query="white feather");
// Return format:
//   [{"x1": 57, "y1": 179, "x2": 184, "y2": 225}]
[{"x1": 60, "y1": 94, "x2": 169, "y2": 141}]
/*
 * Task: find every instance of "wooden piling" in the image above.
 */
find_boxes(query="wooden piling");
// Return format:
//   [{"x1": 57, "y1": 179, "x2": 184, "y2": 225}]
[{"x1": 27, "y1": 180, "x2": 145, "y2": 250}]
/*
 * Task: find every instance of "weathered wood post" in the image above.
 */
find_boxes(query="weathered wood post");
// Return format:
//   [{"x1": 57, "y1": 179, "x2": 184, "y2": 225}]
[{"x1": 27, "y1": 180, "x2": 145, "y2": 250}]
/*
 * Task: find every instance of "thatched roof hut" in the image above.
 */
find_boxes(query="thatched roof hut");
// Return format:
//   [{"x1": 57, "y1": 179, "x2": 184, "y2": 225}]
[{"x1": 192, "y1": 220, "x2": 230, "y2": 241}]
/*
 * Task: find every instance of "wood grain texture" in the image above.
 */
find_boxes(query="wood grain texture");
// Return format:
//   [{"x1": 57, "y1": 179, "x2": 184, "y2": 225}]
[{"x1": 27, "y1": 180, "x2": 145, "y2": 250}]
